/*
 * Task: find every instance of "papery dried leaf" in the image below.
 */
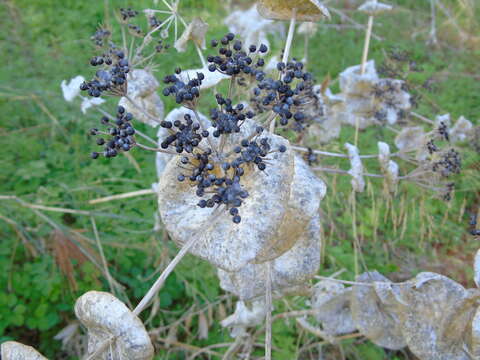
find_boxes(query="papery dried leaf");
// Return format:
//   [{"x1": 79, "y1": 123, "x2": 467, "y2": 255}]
[
  {"x1": 221, "y1": 300, "x2": 266, "y2": 338},
  {"x1": 198, "y1": 313, "x2": 209, "y2": 340},
  {"x1": 345, "y1": 143, "x2": 365, "y2": 192},
  {"x1": 174, "y1": 17, "x2": 208, "y2": 52},
  {"x1": 157, "y1": 119, "x2": 295, "y2": 272},
  {"x1": 450, "y1": 116, "x2": 473, "y2": 143},
  {"x1": 475, "y1": 249, "x2": 480, "y2": 288},
  {"x1": 217, "y1": 303, "x2": 227, "y2": 321},
  {"x1": 75, "y1": 291, "x2": 154, "y2": 360},
  {"x1": 219, "y1": 214, "x2": 322, "y2": 300},
  {"x1": 398, "y1": 272, "x2": 479, "y2": 360},
  {"x1": 351, "y1": 271, "x2": 406, "y2": 350},
  {"x1": 394, "y1": 126, "x2": 426, "y2": 153},
  {"x1": 257, "y1": 0, "x2": 330, "y2": 21},
  {"x1": 358, "y1": 1, "x2": 393, "y2": 15},
  {"x1": 311, "y1": 280, "x2": 356, "y2": 336},
  {"x1": 1, "y1": 341, "x2": 48, "y2": 360},
  {"x1": 471, "y1": 306, "x2": 480, "y2": 358},
  {"x1": 225, "y1": 5, "x2": 285, "y2": 49}
]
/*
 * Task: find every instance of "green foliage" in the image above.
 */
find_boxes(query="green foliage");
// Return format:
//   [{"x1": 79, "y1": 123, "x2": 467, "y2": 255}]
[{"x1": 0, "y1": 0, "x2": 479, "y2": 359}]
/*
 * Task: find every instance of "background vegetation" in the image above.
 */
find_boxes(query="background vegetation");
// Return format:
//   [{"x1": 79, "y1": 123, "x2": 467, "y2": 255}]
[{"x1": 0, "y1": 0, "x2": 479, "y2": 358}]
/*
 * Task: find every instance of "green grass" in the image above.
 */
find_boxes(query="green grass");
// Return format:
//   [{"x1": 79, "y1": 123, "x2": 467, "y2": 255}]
[{"x1": 0, "y1": 0, "x2": 479, "y2": 359}]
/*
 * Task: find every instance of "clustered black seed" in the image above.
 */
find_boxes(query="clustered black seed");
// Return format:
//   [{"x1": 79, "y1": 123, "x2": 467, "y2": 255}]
[
  {"x1": 207, "y1": 33, "x2": 268, "y2": 81},
  {"x1": 162, "y1": 68, "x2": 203, "y2": 105},
  {"x1": 91, "y1": 28, "x2": 111, "y2": 47},
  {"x1": 210, "y1": 95, "x2": 255, "y2": 137},
  {"x1": 370, "y1": 79, "x2": 410, "y2": 124},
  {"x1": 426, "y1": 139, "x2": 438, "y2": 154},
  {"x1": 469, "y1": 214, "x2": 480, "y2": 236},
  {"x1": 128, "y1": 23, "x2": 143, "y2": 36},
  {"x1": 80, "y1": 49, "x2": 129, "y2": 97},
  {"x1": 432, "y1": 148, "x2": 461, "y2": 177},
  {"x1": 251, "y1": 59, "x2": 316, "y2": 131},
  {"x1": 120, "y1": 7, "x2": 138, "y2": 21},
  {"x1": 438, "y1": 121, "x2": 450, "y2": 142},
  {"x1": 163, "y1": 119, "x2": 286, "y2": 223},
  {"x1": 90, "y1": 106, "x2": 136, "y2": 159},
  {"x1": 160, "y1": 113, "x2": 207, "y2": 153}
]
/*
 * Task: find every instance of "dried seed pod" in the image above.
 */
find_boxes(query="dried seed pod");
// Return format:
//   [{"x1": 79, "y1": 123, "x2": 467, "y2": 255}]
[
  {"x1": 75, "y1": 291, "x2": 154, "y2": 360},
  {"x1": 378, "y1": 142, "x2": 399, "y2": 193},
  {"x1": 311, "y1": 280, "x2": 356, "y2": 336},
  {"x1": 1, "y1": 342, "x2": 48, "y2": 360},
  {"x1": 224, "y1": 5, "x2": 285, "y2": 49},
  {"x1": 118, "y1": 69, "x2": 164, "y2": 127},
  {"x1": 175, "y1": 17, "x2": 209, "y2": 52},
  {"x1": 394, "y1": 126, "x2": 427, "y2": 159},
  {"x1": 396, "y1": 272, "x2": 480, "y2": 360},
  {"x1": 345, "y1": 143, "x2": 365, "y2": 192},
  {"x1": 257, "y1": 0, "x2": 330, "y2": 21},
  {"x1": 471, "y1": 306, "x2": 480, "y2": 358},
  {"x1": 221, "y1": 300, "x2": 266, "y2": 338},
  {"x1": 218, "y1": 213, "x2": 323, "y2": 300},
  {"x1": 450, "y1": 116, "x2": 473, "y2": 143},
  {"x1": 475, "y1": 248, "x2": 480, "y2": 288},
  {"x1": 157, "y1": 119, "x2": 300, "y2": 272},
  {"x1": 350, "y1": 271, "x2": 406, "y2": 350},
  {"x1": 358, "y1": 1, "x2": 393, "y2": 16},
  {"x1": 61, "y1": 75, "x2": 85, "y2": 102},
  {"x1": 332, "y1": 61, "x2": 411, "y2": 129}
]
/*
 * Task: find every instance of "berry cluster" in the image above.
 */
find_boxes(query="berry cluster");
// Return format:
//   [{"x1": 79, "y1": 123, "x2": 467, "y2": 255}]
[
  {"x1": 432, "y1": 148, "x2": 461, "y2": 177},
  {"x1": 91, "y1": 28, "x2": 111, "y2": 47},
  {"x1": 80, "y1": 50, "x2": 129, "y2": 97},
  {"x1": 469, "y1": 214, "x2": 480, "y2": 236},
  {"x1": 172, "y1": 127, "x2": 286, "y2": 223},
  {"x1": 162, "y1": 68, "x2": 204, "y2": 106},
  {"x1": 120, "y1": 7, "x2": 138, "y2": 21},
  {"x1": 128, "y1": 23, "x2": 143, "y2": 37},
  {"x1": 210, "y1": 95, "x2": 255, "y2": 137},
  {"x1": 90, "y1": 106, "x2": 136, "y2": 159},
  {"x1": 207, "y1": 33, "x2": 268, "y2": 81},
  {"x1": 159, "y1": 113, "x2": 207, "y2": 153},
  {"x1": 252, "y1": 59, "x2": 316, "y2": 131},
  {"x1": 438, "y1": 121, "x2": 450, "y2": 142}
]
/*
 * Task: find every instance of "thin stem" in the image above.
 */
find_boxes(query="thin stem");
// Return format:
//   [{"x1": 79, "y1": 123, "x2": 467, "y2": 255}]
[
  {"x1": 411, "y1": 111, "x2": 435, "y2": 125},
  {"x1": 191, "y1": 108, "x2": 218, "y2": 155},
  {"x1": 125, "y1": 95, "x2": 161, "y2": 124},
  {"x1": 90, "y1": 217, "x2": 116, "y2": 295},
  {"x1": 135, "y1": 142, "x2": 190, "y2": 157},
  {"x1": 282, "y1": 9, "x2": 297, "y2": 65},
  {"x1": 360, "y1": 15, "x2": 374, "y2": 75},
  {"x1": 89, "y1": 189, "x2": 156, "y2": 205},
  {"x1": 133, "y1": 236, "x2": 198, "y2": 315},
  {"x1": 313, "y1": 167, "x2": 384, "y2": 178},
  {"x1": 265, "y1": 262, "x2": 273, "y2": 360}
]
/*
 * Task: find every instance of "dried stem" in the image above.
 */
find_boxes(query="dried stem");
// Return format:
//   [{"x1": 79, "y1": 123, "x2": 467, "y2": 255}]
[
  {"x1": 125, "y1": 94, "x2": 161, "y2": 124},
  {"x1": 265, "y1": 262, "x2": 273, "y2": 360},
  {"x1": 360, "y1": 15, "x2": 374, "y2": 75},
  {"x1": 89, "y1": 188, "x2": 156, "y2": 205},
  {"x1": 133, "y1": 236, "x2": 199, "y2": 315}
]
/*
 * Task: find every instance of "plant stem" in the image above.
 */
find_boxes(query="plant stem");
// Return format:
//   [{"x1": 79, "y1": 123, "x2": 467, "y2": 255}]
[
  {"x1": 265, "y1": 262, "x2": 273, "y2": 360},
  {"x1": 360, "y1": 15, "x2": 374, "y2": 75},
  {"x1": 133, "y1": 236, "x2": 198, "y2": 315},
  {"x1": 282, "y1": 9, "x2": 297, "y2": 65}
]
